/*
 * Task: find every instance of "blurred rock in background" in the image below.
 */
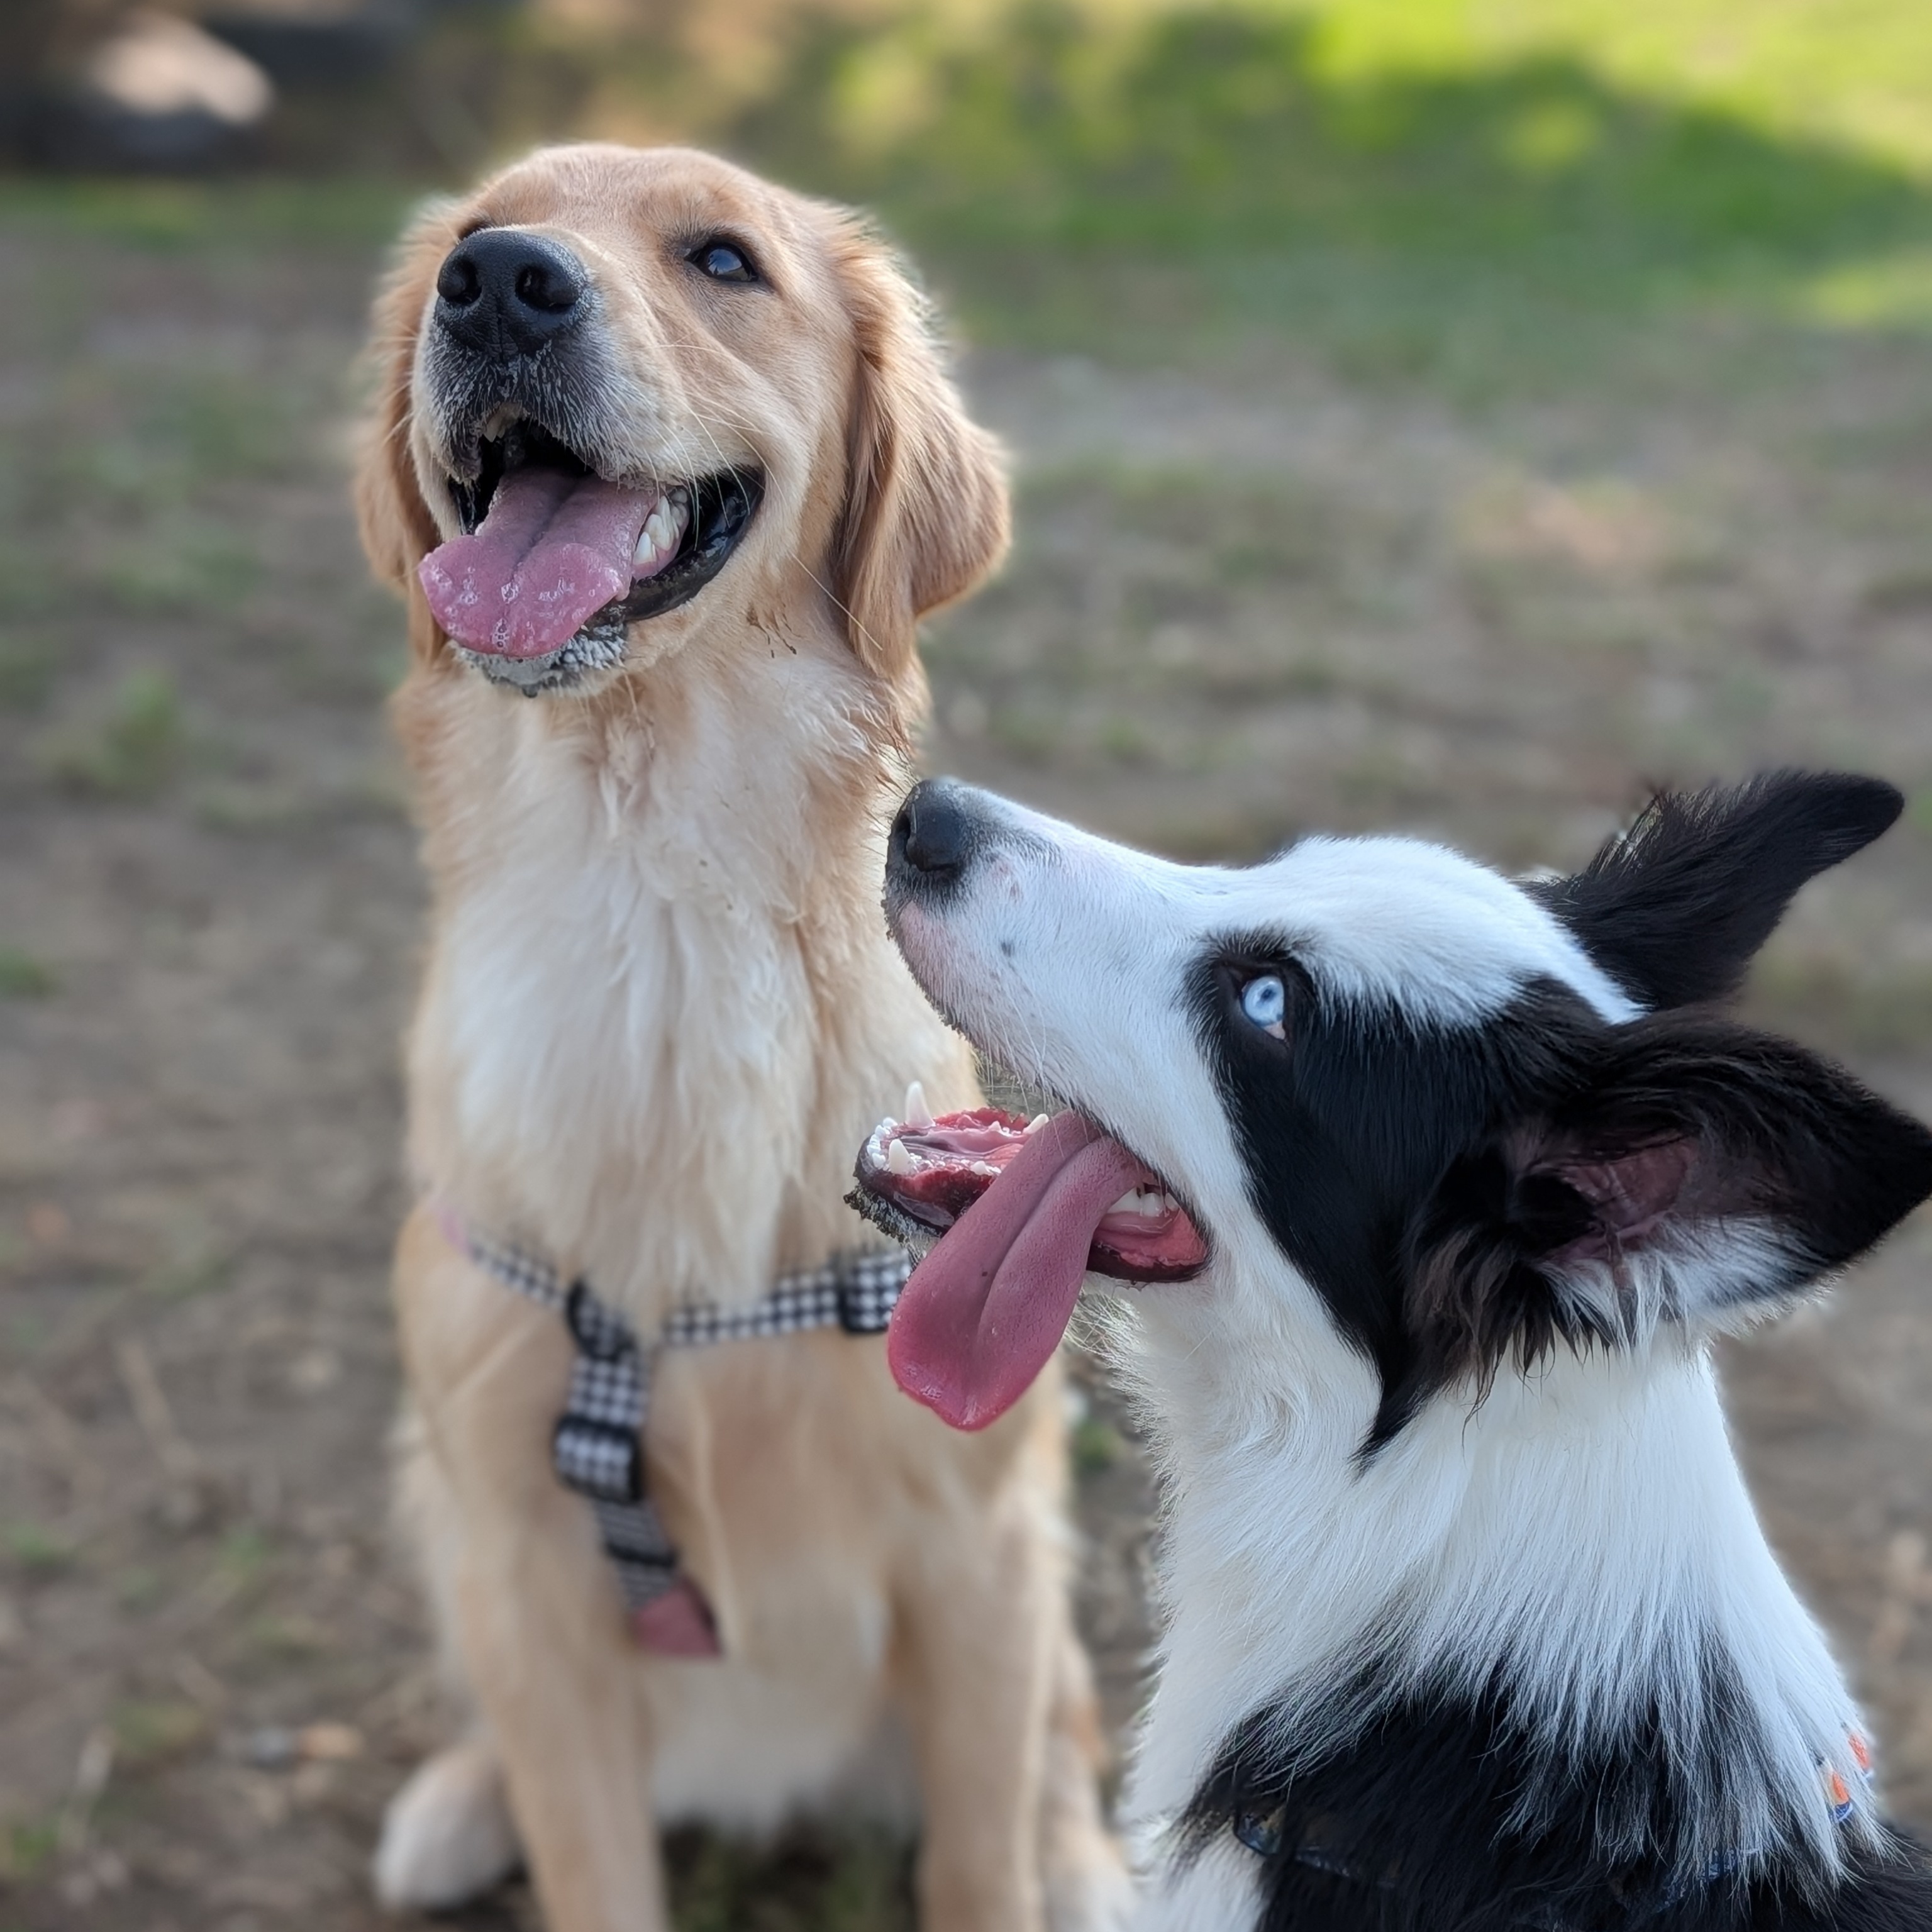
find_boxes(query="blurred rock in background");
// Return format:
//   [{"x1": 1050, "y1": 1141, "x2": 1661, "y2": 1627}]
[
  {"x1": 44, "y1": 11, "x2": 275, "y2": 169},
  {"x1": 0, "y1": 0, "x2": 517, "y2": 172}
]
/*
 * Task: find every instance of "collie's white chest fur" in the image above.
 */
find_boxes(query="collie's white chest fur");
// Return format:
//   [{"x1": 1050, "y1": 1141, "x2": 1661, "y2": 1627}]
[{"x1": 1116, "y1": 1294, "x2": 1865, "y2": 1886}]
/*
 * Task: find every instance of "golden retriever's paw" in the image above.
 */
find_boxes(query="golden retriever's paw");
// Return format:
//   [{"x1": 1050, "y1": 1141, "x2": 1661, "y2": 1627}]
[{"x1": 373, "y1": 1738, "x2": 521, "y2": 1913}]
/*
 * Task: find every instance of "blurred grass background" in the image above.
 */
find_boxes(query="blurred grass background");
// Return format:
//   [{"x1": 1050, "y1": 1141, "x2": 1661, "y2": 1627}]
[
  {"x1": 6, "y1": 4, "x2": 1932, "y2": 1931},
  {"x1": 16, "y1": 0, "x2": 1932, "y2": 355}
]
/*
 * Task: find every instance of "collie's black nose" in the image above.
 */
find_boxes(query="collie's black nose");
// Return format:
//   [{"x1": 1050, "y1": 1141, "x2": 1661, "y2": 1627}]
[
  {"x1": 889, "y1": 779, "x2": 977, "y2": 896},
  {"x1": 434, "y1": 230, "x2": 587, "y2": 357}
]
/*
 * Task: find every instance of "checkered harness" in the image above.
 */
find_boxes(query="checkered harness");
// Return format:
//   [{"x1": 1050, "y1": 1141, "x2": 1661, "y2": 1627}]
[{"x1": 445, "y1": 1216, "x2": 912, "y2": 1634}]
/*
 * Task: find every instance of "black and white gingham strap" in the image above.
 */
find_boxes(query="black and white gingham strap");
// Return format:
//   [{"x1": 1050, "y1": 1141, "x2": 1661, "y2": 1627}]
[{"x1": 439, "y1": 1211, "x2": 911, "y2": 1638}]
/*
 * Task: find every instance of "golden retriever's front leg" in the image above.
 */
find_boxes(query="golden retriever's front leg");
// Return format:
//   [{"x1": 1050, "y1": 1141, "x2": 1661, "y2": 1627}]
[
  {"x1": 393, "y1": 1209, "x2": 667, "y2": 1932},
  {"x1": 451, "y1": 1560, "x2": 666, "y2": 1932},
  {"x1": 895, "y1": 1467, "x2": 1061, "y2": 1932}
]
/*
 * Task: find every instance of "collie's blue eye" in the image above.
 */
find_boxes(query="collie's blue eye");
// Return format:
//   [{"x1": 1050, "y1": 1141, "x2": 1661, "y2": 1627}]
[{"x1": 1240, "y1": 974, "x2": 1287, "y2": 1036}]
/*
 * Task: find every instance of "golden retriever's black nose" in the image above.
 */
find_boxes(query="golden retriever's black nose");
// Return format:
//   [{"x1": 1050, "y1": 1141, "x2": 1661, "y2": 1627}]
[
  {"x1": 889, "y1": 779, "x2": 977, "y2": 896},
  {"x1": 435, "y1": 230, "x2": 587, "y2": 357}
]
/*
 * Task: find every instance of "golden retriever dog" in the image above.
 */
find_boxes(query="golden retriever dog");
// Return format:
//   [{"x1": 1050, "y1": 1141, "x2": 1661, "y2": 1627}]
[{"x1": 352, "y1": 144, "x2": 1128, "y2": 1932}]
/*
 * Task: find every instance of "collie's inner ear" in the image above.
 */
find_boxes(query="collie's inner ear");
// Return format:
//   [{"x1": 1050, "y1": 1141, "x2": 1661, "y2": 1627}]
[
  {"x1": 1417, "y1": 1014, "x2": 1932, "y2": 1364},
  {"x1": 1531, "y1": 770, "x2": 1902, "y2": 1011},
  {"x1": 828, "y1": 222, "x2": 1009, "y2": 690},
  {"x1": 1391, "y1": 1014, "x2": 1932, "y2": 1439},
  {"x1": 355, "y1": 203, "x2": 457, "y2": 666}
]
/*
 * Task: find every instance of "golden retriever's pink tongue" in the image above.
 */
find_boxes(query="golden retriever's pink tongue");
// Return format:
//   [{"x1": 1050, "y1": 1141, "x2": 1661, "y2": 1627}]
[
  {"x1": 887, "y1": 1112, "x2": 1148, "y2": 1431},
  {"x1": 418, "y1": 469, "x2": 657, "y2": 658}
]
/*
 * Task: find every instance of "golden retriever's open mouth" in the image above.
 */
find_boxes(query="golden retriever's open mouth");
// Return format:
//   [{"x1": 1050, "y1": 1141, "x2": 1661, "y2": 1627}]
[{"x1": 419, "y1": 417, "x2": 763, "y2": 695}]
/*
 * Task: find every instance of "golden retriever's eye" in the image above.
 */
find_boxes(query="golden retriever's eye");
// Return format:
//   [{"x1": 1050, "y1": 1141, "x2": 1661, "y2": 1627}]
[{"x1": 689, "y1": 240, "x2": 758, "y2": 285}]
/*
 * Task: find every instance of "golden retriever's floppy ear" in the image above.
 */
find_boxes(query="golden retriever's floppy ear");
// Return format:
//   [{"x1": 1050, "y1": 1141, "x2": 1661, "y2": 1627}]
[
  {"x1": 354, "y1": 204, "x2": 456, "y2": 667},
  {"x1": 829, "y1": 225, "x2": 1010, "y2": 687}
]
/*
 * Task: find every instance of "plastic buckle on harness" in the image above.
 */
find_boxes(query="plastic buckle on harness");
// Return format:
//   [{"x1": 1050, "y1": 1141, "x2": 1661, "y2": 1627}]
[{"x1": 552, "y1": 1416, "x2": 643, "y2": 1504}]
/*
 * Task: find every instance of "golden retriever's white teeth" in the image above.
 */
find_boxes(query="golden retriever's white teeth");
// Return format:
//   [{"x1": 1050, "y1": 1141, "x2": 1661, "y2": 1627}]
[
  {"x1": 1025, "y1": 1113, "x2": 1050, "y2": 1134},
  {"x1": 904, "y1": 1081, "x2": 935, "y2": 1130},
  {"x1": 886, "y1": 1138, "x2": 920, "y2": 1177},
  {"x1": 1108, "y1": 1186, "x2": 1174, "y2": 1218},
  {"x1": 631, "y1": 494, "x2": 690, "y2": 575}
]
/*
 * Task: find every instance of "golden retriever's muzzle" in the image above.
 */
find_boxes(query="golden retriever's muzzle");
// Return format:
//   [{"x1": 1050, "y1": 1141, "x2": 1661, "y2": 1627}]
[{"x1": 416, "y1": 228, "x2": 763, "y2": 696}]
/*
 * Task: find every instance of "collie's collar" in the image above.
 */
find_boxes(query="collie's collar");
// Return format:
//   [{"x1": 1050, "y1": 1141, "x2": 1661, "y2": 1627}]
[{"x1": 435, "y1": 1207, "x2": 912, "y2": 1657}]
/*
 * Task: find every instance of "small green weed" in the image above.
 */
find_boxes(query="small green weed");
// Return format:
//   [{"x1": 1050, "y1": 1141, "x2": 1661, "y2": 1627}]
[
  {"x1": 668, "y1": 1825, "x2": 913, "y2": 1932},
  {"x1": 0, "y1": 635, "x2": 56, "y2": 711},
  {"x1": 116, "y1": 1566, "x2": 164, "y2": 1612},
  {"x1": 1073, "y1": 1414, "x2": 1124, "y2": 1475},
  {"x1": 218, "y1": 1528, "x2": 272, "y2": 1581},
  {"x1": 39, "y1": 669, "x2": 184, "y2": 798},
  {"x1": 0, "y1": 950, "x2": 56, "y2": 999},
  {"x1": 4, "y1": 1523, "x2": 74, "y2": 1573},
  {"x1": 0, "y1": 1818, "x2": 58, "y2": 1884},
  {"x1": 110, "y1": 1697, "x2": 207, "y2": 1768}
]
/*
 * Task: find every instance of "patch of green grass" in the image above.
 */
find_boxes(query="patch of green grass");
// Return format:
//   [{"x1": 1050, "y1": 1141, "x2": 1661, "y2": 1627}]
[
  {"x1": 0, "y1": 177, "x2": 418, "y2": 253},
  {"x1": 143, "y1": 1243, "x2": 233, "y2": 1301},
  {"x1": 218, "y1": 1528, "x2": 272, "y2": 1583},
  {"x1": 116, "y1": 1566, "x2": 164, "y2": 1613},
  {"x1": 484, "y1": 0, "x2": 1919, "y2": 381},
  {"x1": 0, "y1": 950, "x2": 56, "y2": 999},
  {"x1": 0, "y1": 635, "x2": 56, "y2": 711},
  {"x1": 4, "y1": 1522, "x2": 74, "y2": 1574},
  {"x1": 1073, "y1": 1414, "x2": 1124, "y2": 1475},
  {"x1": 247, "y1": 1611, "x2": 333, "y2": 1657},
  {"x1": 92, "y1": 516, "x2": 259, "y2": 615},
  {"x1": 667, "y1": 1824, "x2": 913, "y2": 1932},
  {"x1": 0, "y1": 1817, "x2": 58, "y2": 1884},
  {"x1": 109, "y1": 1697, "x2": 208, "y2": 1768},
  {"x1": 38, "y1": 668, "x2": 184, "y2": 798}
]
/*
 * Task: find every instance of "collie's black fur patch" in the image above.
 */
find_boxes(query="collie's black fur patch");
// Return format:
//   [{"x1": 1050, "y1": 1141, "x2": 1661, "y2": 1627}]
[
  {"x1": 1192, "y1": 969, "x2": 1932, "y2": 1448},
  {"x1": 1181, "y1": 1679, "x2": 1932, "y2": 1931},
  {"x1": 1529, "y1": 772, "x2": 1901, "y2": 1013}
]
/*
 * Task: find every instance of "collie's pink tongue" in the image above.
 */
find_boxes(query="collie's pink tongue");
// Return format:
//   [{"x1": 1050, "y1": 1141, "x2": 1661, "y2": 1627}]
[
  {"x1": 887, "y1": 1112, "x2": 1149, "y2": 1431},
  {"x1": 418, "y1": 469, "x2": 657, "y2": 658}
]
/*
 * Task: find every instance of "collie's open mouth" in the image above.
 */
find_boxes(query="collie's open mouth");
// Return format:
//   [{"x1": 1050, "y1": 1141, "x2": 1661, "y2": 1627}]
[
  {"x1": 850, "y1": 1087, "x2": 1207, "y2": 1430},
  {"x1": 419, "y1": 418, "x2": 762, "y2": 694}
]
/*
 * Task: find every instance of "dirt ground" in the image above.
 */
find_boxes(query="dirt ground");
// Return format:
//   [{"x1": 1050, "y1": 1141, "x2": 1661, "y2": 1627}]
[{"x1": 3, "y1": 202, "x2": 1931, "y2": 1931}]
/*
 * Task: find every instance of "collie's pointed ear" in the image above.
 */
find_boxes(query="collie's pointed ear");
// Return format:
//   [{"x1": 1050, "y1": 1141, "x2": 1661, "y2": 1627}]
[
  {"x1": 355, "y1": 201, "x2": 458, "y2": 666},
  {"x1": 826, "y1": 223, "x2": 1009, "y2": 691},
  {"x1": 1531, "y1": 772, "x2": 1902, "y2": 1010},
  {"x1": 1407, "y1": 1015, "x2": 1932, "y2": 1399}
]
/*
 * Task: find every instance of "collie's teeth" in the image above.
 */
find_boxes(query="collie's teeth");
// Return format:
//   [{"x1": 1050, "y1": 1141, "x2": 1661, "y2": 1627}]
[
  {"x1": 1107, "y1": 1187, "x2": 1171, "y2": 1218},
  {"x1": 904, "y1": 1081, "x2": 935, "y2": 1130},
  {"x1": 970, "y1": 1161, "x2": 1001, "y2": 1177},
  {"x1": 1025, "y1": 1113, "x2": 1050, "y2": 1133},
  {"x1": 886, "y1": 1139, "x2": 918, "y2": 1177}
]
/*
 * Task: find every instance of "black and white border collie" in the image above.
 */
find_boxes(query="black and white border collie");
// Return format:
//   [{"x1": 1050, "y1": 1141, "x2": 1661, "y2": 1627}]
[{"x1": 851, "y1": 770, "x2": 1932, "y2": 1932}]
